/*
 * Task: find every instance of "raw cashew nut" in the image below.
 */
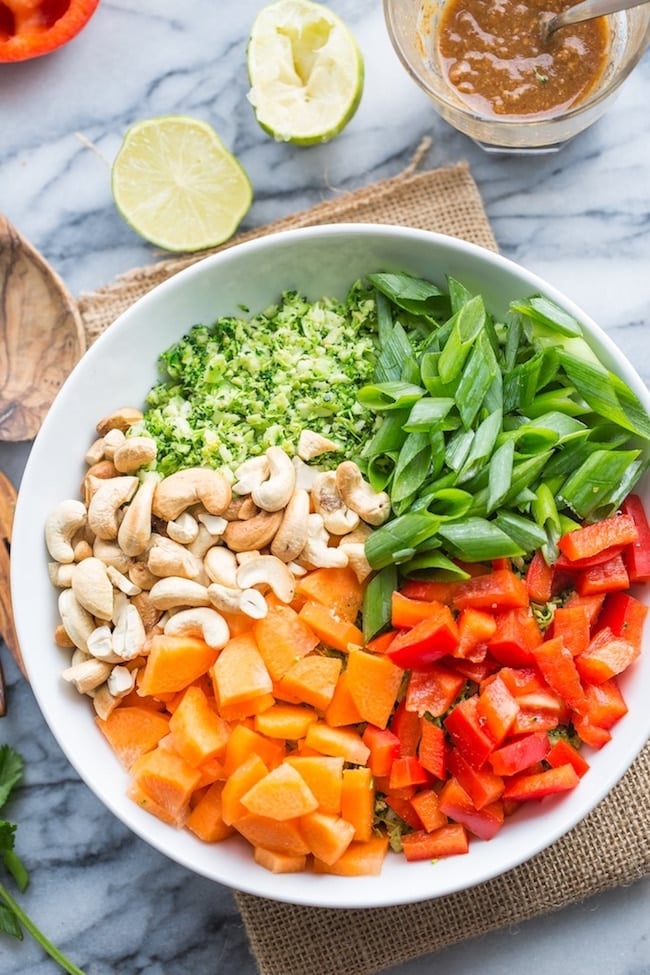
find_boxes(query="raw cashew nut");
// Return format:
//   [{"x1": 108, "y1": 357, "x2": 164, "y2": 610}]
[
  {"x1": 58, "y1": 588, "x2": 96, "y2": 653},
  {"x1": 335, "y1": 461, "x2": 391, "y2": 526},
  {"x1": 113, "y1": 436, "x2": 158, "y2": 473},
  {"x1": 297, "y1": 429, "x2": 340, "y2": 460},
  {"x1": 48, "y1": 562, "x2": 74, "y2": 588},
  {"x1": 88, "y1": 476, "x2": 139, "y2": 540},
  {"x1": 164, "y1": 607, "x2": 230, "y2": 648},
  {"x1": 298, "y1": 513, "x2": 349, "y2": 569},
  {"x1": 62, "y1": 657, "x2": 112, "y2": 695},
  {"x1": 152, "y1": 468, "x2": 232, "y2": 521},
  {"x1": 147, "y1": 534, "x2": 208, "y2": 584},
  {"x1": 81, "y1": 460, "x2": 119, "y2": 505},
  {"x1": 251, "y1": 447, "x2": 296, "y2": 512},
  {"x1": 166, "y1": 511, "x2": 200, "y2": 545},
  {"x1": 96, "y1": 407, "x2": 143, "y2": 436},
  {"x1": 112, "y1": 601, "x2": 146, "y2": 660},
  {"x1": 311, "y1": 470, "x2": 360, "y2": 535},
  {"x1": 71, "y1": 556, "x2": 114, "y2": 621},
  {"x1": 93, "y1": 538, "x2": 133, "y2": 574},
  {"x1": 45, "y1": 500, "x2": 88, "y2": 563},
  {"x1": 236, "y1": 555, "x2": 296, "y2": 604},
  {"x1": 207, "y1": 582, "x2": 268, "y2": 619},
  {"x1": 101, "y1": 428, "x2": 127, "y2": 460},
  {"x1": 148, "y1": 577, "x2": 211, "y2": 611},
  {"x1": 204, "y1": 546, "x2": 239, "y2": 587},
  {"x1": 233, "y1": 455, "x2": 270, "y2": 495},
  {"x1": 116, "y1": 471, "x2": 160, "y2": 557},
  {"x1": 87, "y1": 625, "x2": 122, "y2": 663},
  {"x1": 223, "y1": 508, "x2": 283, "y2": 552},
  {"x1": 270, "y1": 488, "x2": 310, "y2": 562},
  {"x1": 107, "y1": 665, "x2": 137, "y2": 698}
]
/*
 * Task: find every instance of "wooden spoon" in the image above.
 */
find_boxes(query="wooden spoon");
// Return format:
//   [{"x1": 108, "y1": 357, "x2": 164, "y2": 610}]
[
  {"x1": 0, "y1": 469, "x2": 26, "y2": 716},
  {"x1": 0, "y1": 214, "x2": 86, "y2": 442}
]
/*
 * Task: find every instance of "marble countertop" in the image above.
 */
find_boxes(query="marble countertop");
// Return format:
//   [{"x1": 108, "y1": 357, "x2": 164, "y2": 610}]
[{"x1": 1, "y1": 2, "x2": 649, "y2": 973}]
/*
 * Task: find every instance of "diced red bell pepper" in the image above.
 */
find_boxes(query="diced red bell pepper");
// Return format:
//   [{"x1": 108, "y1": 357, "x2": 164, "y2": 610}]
[
  {"x1": 580, "y1": 677, "x2": 628, "y2": 729},
  {"x1": 555, "y1": 544, "x2": 625, "y2": 572},
  {"x1": 385, "y1": 793, "x2": 424, "y2": 831},
  {"x1": 365, "y1": 630, "x2": 398, "y2": 655},
  {"x1": 362, "y1": 724, "x2": 401, "y2": 778},
  {"x1": 575, "y1": 626, "x2": 640, "y2": 684},
  {"x1": 449, "y1": 656, "x2": 500, "y2": 684},
  {"x1": 620, "y1": 493, "x2": 650, "y2": 582},
  {"x1": 546, "y1": 738, "x2": 590, "y2": 777},
  {"x1": 456, "y1": 607, "x2": 498, "y2": 660},
  {"x1": 531, "y1": 636, "x2": 586, "y2": 712},
  {"x1": 438, "y1": 776, "x2": 505, "y2": 840},
  {"x1": 596, "y1": 591, "x2": 648, "y2": 652},
  {"x1": 572, "y1": 712, "x2": 612, "y2": 749},
  {"x1": 401, "y1": 823, "x2": 469, "y2": 860},
  {"x1": 417, "y1": 717, "x2": 447, "y2": 780},
  {"x1": 447, "y1": 747, "x2": 505, "y2": 810},
  {"x1": 525, "y1": 550, "x2": 555, "y2": 603},
  {"x1": 409, "y1": 788, "x2": 448, "y2": 833},
  {"x1": 477, "y1": 674, "x2": 520, "y2": 744},
  {"x1": 385, "y1": 604, "x2": 459, "y2": 669},
  {"x1": 404, "y1": 664, "x2": 466, "y2": 718},
  {"x1": 397, "y1": 578, "x2": 462, "y2": 605},
  {"x1": 444, "y1": 695, "x2": 495, "y2": 769},
  {"x1": 487, "y1": 607, "x2": 543, "y2": 667},
  {"x1": 389, "y1": 700, "x2": 422, "y2": 757},
  {"x1": 502, "y1": 762, "x2": 580, "y2": 801},
  {"x1": 557, "y1": 513, "x2": 638, "y2": 562},
  {"x1": 562, "y1": 591, "x2": 606, "y2": 626},
  {"x1": 488, "y1": 729, "x2": 550, "y2": 777},
  {"x1": 509, "y1": 709, "x2": 560, "y2": 736},
  {"x1": 493, "y1": 665, "x2": 548, "y2": 698},
  {"x1": 575, "y1": 553, "x2": 630, "y2": 596},
  {"x1": 388, "y1": 755, "x2": 430, "y2": 791},
  {"x1": 452, "y1": 568, "x2": 529, "y2": 611},
  {"x1": 550, "y1": 603, "x2": 592, "y2": 657},
  {"x1": 391, "y1": 591, "x2": 445, "y2": 628}
]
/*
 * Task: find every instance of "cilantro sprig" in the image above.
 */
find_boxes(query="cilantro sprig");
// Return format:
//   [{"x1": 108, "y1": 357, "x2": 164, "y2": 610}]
[{"x1": 0, "y1": 744, "x2": 86, "y2": 974}]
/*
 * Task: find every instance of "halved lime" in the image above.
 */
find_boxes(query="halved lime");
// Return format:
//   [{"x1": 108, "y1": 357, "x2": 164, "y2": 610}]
[
  {"x1": 111, "y1": 116, "x2": 253, "y2": 253},
  {"x1": 247, "y1": 0, "x2": 364, "y2": 145}
]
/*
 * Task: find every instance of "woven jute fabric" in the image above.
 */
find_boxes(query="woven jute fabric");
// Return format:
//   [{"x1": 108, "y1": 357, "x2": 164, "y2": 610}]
[{"x1": 75, "y1": 153, "x2": 649, "y2": 975}]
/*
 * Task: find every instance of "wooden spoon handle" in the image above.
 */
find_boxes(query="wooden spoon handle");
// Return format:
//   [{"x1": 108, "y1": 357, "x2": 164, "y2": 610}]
[{"x1": 0, "y1": 470, "x2": 27, "y2": 713}]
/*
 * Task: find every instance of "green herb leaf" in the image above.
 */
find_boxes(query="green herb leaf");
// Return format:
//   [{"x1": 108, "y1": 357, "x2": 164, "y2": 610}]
[{"x1": 0, "y1": 747, "x2": 23, "y2": 811}]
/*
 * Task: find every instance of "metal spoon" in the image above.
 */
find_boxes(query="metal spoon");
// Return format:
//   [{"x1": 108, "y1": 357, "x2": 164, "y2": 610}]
[{"x1": 541, "y1": 0, "x2": 649, "y2": 41}]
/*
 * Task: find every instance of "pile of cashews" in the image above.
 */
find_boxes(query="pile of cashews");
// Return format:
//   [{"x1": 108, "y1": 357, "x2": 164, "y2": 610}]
[{"x1": 45, "y1": 408, "x2": 392, "y2": 720}]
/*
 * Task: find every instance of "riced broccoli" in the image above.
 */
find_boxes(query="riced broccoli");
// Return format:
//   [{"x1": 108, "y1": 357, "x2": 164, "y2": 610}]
[{"x1": 136, "y1": 281, "x2": 380, "y2": 474}]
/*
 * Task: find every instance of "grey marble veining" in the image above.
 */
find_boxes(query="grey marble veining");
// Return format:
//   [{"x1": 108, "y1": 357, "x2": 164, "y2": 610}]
[{"x1": 1, "y1": 1, "x2": 650, "y2": 973}]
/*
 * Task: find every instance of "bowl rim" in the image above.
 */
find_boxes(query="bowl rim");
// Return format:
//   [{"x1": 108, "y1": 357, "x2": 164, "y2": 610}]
[{"x1": 12, "y1": 222, "x2": 650, "y2": 908}]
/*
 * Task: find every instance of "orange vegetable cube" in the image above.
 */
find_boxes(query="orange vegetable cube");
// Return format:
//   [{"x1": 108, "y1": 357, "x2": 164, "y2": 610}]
[
  {"x1": 221, "y1": 753, "x2": 269, "y2": 825},
  {"x1": 253, "y1": 846, "x2": 307, "y2": 873},
  {"x1": 253, "y1": 703, "x2": 318, "y2": 740},
  {"x1": 299, "y1": 811, "x2": 356, "y2": 865},
  {"x1": 298, "y1": 600, "x2": 364, "y2": 652},
  {"x1": 275, "y1": 653, "x2": 342, "y2": 710},
  {"x1": 240, "y1": 763, "x2": 319, "y2": 820},
  {"x1": 304, "y1": 722, "x2": 370, "y2": 766},
  {"x1": 294, "y1": 566, "x2": 365, "y2": 623},
  {"x1": 345, "y1": 647, "x2": 403, "y2": 729},
  {"x1": 340, "y1": 766, "x2": 374, "y2": 841},
  {"x1": 285, "y1": 755, "x2": 344, "y2": 815},
  {"x1": 131, "y1": 746, "x2": 202, "y2": 820},
  {"x1": 324, "y1": 668, "x2": 364, "y2": 727},
  {"x1": 138, "y1": 635, "x2": 220, "y2": 697},
  {"x1": 234, "y1": 813, "x2": 310, "y2": 857},
  {"x1": 313, "y1": 835, "x2": 389, "y2": 876},
  {"x1": 168, "y1": 685, "x2": 230, "y2": 767},
  {"x1": 186, "y1": 781, "x2": 234, "y2": 843},
  {"x1": 253, "y1": 602, "x2": 319, "y2": 680},
  {"x1": 210, "y1": 633, "x2": 273, "y2": 710},
  {"x1": 95, "y1": 705, "x2": 170, "y2": 770},
  {"x1": 222, "y1": 723, "x2": 285, "y2": 777}
]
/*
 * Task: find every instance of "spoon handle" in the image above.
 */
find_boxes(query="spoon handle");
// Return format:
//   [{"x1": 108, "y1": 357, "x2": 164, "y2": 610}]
[{"x1": 552, "y1": 0, "x2": 649, "y2": 30}]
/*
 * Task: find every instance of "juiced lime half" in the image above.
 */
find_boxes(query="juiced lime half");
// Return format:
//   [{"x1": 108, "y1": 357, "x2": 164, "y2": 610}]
[
  {"x1": 111, "y1": 116, "x2": 253, "y2": 253},
  {"x1": 247, "y1": 0, "x2": 364, "y2": 145}
]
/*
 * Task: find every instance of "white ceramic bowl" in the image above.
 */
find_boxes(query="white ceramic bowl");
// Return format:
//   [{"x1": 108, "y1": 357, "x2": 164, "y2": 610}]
[{"x1": 12, "y1": 225, "x2": 650, "y2": 908}]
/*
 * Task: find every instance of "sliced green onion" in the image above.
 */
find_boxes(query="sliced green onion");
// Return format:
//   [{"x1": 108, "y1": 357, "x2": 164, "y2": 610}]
[
  {"x1": 362, "y1": 565, "x2": 398, "y2": 642},
  {"x1": 511, "y1": 295, "x2": 583, "y2": 337},
  {"x1": 558, "y1": 351, "x2": 650, "y2": 440},
  {"x1": 487, "y1": 439, "x2": 515, "y2": 513},
  {"x1": 365, "y1": 512, "x2": 441, "y2": 569},
  {"x1": 357, "y1": 381, "x2": 425, "y2": 411},
  {"x1": 558, "y1": 448, "x2": 641, "y2": 518},
  {"x1": 437, "y1": 517, "x2": 526, "y2": 561},
  {"x1": 438, "y1": 295, "x2": 486, "y2": 385}
]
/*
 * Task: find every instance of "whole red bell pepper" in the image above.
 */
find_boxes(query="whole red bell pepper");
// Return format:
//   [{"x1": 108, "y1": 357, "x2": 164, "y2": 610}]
[{"x1": 0, "y1": 0, "x2": 99, "y2": 62}]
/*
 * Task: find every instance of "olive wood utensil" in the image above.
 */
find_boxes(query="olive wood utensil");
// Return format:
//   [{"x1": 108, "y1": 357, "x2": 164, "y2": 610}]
[
  {"x1": 0, "y1": 470, "x2": 26, "y2": 715},
  {"x1": 541, "y1": 0, "x2": 649, "y2": 41},
  {"x1": 0, "y1": 214, "x2": 86, "y2": 442}
]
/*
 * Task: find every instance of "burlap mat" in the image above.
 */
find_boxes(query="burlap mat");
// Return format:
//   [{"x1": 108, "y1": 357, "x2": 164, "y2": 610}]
[{"x1": 75, "y1": 151, "x2": 649, "y2": 975}]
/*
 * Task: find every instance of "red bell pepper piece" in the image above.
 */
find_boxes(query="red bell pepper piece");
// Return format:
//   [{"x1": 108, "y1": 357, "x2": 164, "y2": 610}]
[
  {"x1": 509, "y1": 708, "x2": 560, "y2": 736},
  {"x1": 579, "y1": 677, "x2": 628, "y2": 730},
  {"x1": 404, "y1": 664, "x2": 466, "y2": 718},
  {"x1": 452, "y1": 568, "x2": 529, "y2": 611},
  {"x1": 502, "y1": 763, "x2": 580, "y2": 801},
  {"x1": 546, "y1": 738, "x2": 590, "y2": 777},
  {"x1": 455, "y1": 607, "x2": 497, "y2": 660},
  {"x1": 549, "y1": 603, "x2": 592, "y2": 657},
  {"x1": 388, "y1": 755, "x2": 430, "y2": 791},
  {"x1": 562, "y1": 591, "x2": 606, "y2": 625},
  {"x1": 488, "y1": 729, "x2": 550, "y2": 776},
  {"x1": 365, "y1": 630, "x2": 398, "y2": 655},
  {"x1": 0, "y1": 0, "x2": 99, "y2": 62},
  {"x1": 385, "y1": 604, "x2": 459, "y2": 669},
  {"x1": 487, "y1": 607, "x2": 543, "y2": 667},
  {"x1": 397, "y1": 578, "x2": 462, "y2": 605},
  {"x1": 558, "y1": 513, "x2": 638, "y2": 562},
  {"x1": 438, "y1": 776, "x2": 505, "y2": 840},
  {"x1": 385, "y1": 793, "x2": 424, "y2": 831},
  {"x1": 572, "y1": 713, "x2": 612, "y2": 749},
  {"x1": 417, "y1": 718, "x2": 447, "y2": 780},
  {"x1": 401, "y1": 823, "x2": 469, "y2": 861},
  {"x1": 620, "y1": 493, "x2": 650, "y2": 582},
  {"x1": 362, "y1": 724, "x2": 401, "y2": 778},
  {"x1": 575, "y1": 626, "x2": 640, "y2": 684},
  {"x1": 409, "y1": 789, "x2": 448, "y2": 833},
  {"x1": 530, "y1": 636, "x2": 586, "y2": 712},
  {"x1": 391, "y1": 591, "x2": 446, "y2": 628},
  {"x1": 575, "y1": 553, "x2": 630, "y2": 596},
  {"x1": 525, "y1": 550, "x2": 555, "y2": 603},
  {"x1": 444, "y1": 695, "x2": 495, "y2": 769},
  {"x1": 596, "y1": 591, "x2": 648, "y2": 652},
  {"x1": 449, "y1": 656, "x2": 500, "y2": 684},
  {"x1": 476, "y1": 674, "x2": 520, "y2": 744},
  {"x1": 555, "y1": 544, "x2": 625, "y2": 572},
  {"x1": 389, "y1": 700, "x2": 422, "y2": 757},
  {"x1": 447, "y1": 748, "x2": 505, "y2": 810}
]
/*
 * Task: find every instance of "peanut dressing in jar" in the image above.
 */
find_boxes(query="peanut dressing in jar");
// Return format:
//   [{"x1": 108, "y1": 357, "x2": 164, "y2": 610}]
[{"x1": 436, "y1": 0, "x2": 610, "y2": 118}]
